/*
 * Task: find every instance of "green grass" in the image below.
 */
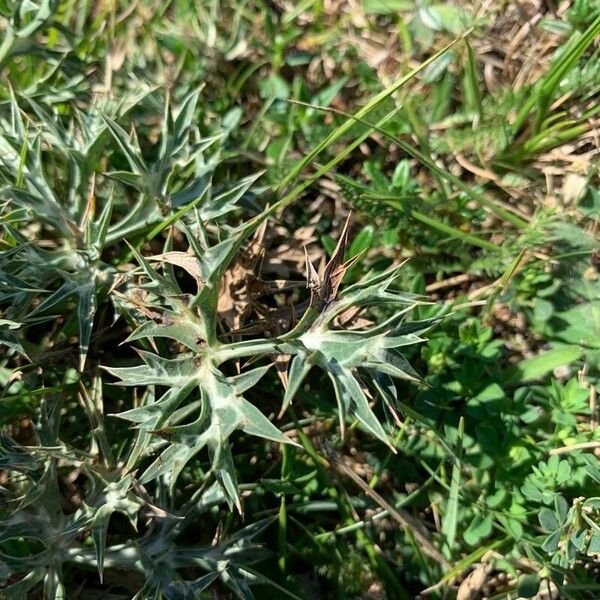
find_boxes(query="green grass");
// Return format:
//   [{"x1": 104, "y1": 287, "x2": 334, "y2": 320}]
[{"x1": 1, "y1": 1, "x2": 600, "y2": 599}]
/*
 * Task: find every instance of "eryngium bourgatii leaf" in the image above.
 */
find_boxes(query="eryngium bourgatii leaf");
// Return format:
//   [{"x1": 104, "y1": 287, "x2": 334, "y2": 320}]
[
  {"x1": 277, "y1": 253, "x2": 438, "y2": 445},
  {"x1": 108, "y1": 220, "x2": 435, "y2": 507},
  {"x1": 106, "y1": 354, "x2": 298, "y2": 509}
]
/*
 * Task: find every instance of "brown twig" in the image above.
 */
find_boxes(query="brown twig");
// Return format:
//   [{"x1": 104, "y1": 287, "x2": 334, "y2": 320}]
[{"x1": 323, "y1": 443, "x2": 450, "y2": 568}]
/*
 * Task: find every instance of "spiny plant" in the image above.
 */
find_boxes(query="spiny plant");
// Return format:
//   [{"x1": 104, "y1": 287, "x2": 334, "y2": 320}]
[
  {"x1": 0, "y1": 406, "x2": 278, "y2": 599},
  {"x1": 106, "y1": 215, "x2": 437, "y2": 511},
  {"x1": 0, "y1": 88, "x2": 221, "y2": 369},
  {"x1": 0, "y1": 0, "x2": 60, "y2": 70},
  {"x1": 4, "y1": 1, "x2": 599, "y2": 598},
  {"x1": 0, "y1": 81, "x2": 437, "y2": 596},
  {"x1": 0, "y1": 89, "x2": 291, "y2": 597}
]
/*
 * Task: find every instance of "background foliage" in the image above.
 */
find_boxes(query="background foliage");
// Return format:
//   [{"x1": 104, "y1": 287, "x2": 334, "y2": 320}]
[{"x1": 1, "y1": 1, "x2": 600, "y2": 598}]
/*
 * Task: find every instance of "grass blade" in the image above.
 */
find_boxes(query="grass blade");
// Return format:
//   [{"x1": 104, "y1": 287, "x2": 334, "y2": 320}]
[
  {"x1": 275, "y1": 29, "x2": 473, "y2": 195},
  {"x1": 442, "y1": 416, "x2": 463, "y2": 553},
  {"x1": 287, "y1": 101, "x2": 528, "y2": 228},
  {"x1": 513, "y1": 14, "x2": 600, "y2": 134}
]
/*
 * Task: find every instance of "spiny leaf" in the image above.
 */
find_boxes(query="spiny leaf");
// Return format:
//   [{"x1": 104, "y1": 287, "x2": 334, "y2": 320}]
[
  {"x1": 77, "y1": 279, "x2": 96, "y2": 371},
  {"x1": 113, "y1": 383, "x2": 197, "y2": 428},
  {"x1": 328, "y1": 363, "x2": 392, "y2": 449},
  {"x1": 239, "y1": 398, "x2": 300, "y2": 446},
  {"x1": 103, "y1": 351, "x2": 199, "y2": 387},
  {"x1": 101, "y1": 116, "x2": 147, "y2": 175},
  {"x1": 280, "y1": 353, "x2": 313, "y2": 417},
  {"x1": 126, "y1": 312, "x2": 207, "y2": 352}
]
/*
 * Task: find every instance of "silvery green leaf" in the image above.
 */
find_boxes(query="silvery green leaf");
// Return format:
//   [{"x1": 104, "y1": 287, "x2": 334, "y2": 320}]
[
  {"x1": 0, "y1": 271, "x2": 47, "y2": 293},
  {"x1": 105, "y1": 170, "x2": 144, "y2": 189},
  {"x1": 3, "y1": 187, "x2": 73, "y2": 239},
  {"x1": 84, "y1": 473, "x2": 145, "y2": 584},
  {"x1": 202, "y1": 367, "x2": 297, "y2": 444},
  {"x1": 104, "y1": 351, "x2": 198, "y2": 387},
  {"x1": 371, "y1": 371, "x2": 398, "y2": 403},
  {"x1": 369, "y1": 348, "x2": 423, "y2": 382},
  {"x1": 127, "y1": 244, "x2": 182, "y2": 297},
  {"x1": 238, "y1": 398, "x2": 298, "y2": 445},
  {"x1": 365, "y1": 313, "x2": 439, "y2": 338},
  {"x1": 328, "y1": 363, "x2": 390, "y2": 447},
  {"x1": 127, "y1": 313, "x2": 206, "y2": 352},
  {"x1": 189, "y1": 234, "x2": 248, "y2": 336},
  {"x1": 230, "y1": 365, "x2": 271, "y2": 394},
  {"x1": 281, "y1": 353, "x2": 311, "y2": 413},
  {"x1": 102, "y1": 116, "x2": 146, "y2": 175},
  {"x1": 22, "y1": 269, "x2": 98, "y2": 371},
  {"x1": 195, "y1": 231, "x2": 241, "y2": 283},
  {"x1": 190, "y1": 133, "x2": 225, "y2": 155},
  {"x1": 76, "y1": 279, "x2": 96, "y2": 371},
  {"x1": 300, "y1": 329, "x2": 377, "y2": 365},
  {"x1": 166, "y1": 400, "x2": 204, "y2": 430},
  {"x1": 105, "y1": 193, "x2": 161, "y2": 243},
  {"x1": 379, "y1": 333, "x2": 427, "y2": 349},
  {"x1": 170, "y1": 167, "x2": 213, "y2": 208},
  {"x1": 83, "y1": 195, "x2": 113, "y2": 254},
  {"x1": 25, "y1": 279, "x2": 75, "y2": 318},
  {"x1": 340, "y1": 265, "x2": 423, "y2": 306},
  {"x1": 215, "y1": 338, "x2": 282, "y2": 362},
  {"x1": 199, "y1": 171, "x2": 264, "y2": 221},
  {"x1": 168, "y1": 90, "x2": 200, "y2": 157},
  {"x1": 222, "y1": 516, "x2": 275, "y2": 550},
  {"x1": 209, "y1": 441, "x2": 240, "y2": 511},
  {"x1": 139, "y1": 438, "x2": 199, "y2": 485},
  {"x1": 24, "y1": 97, "x2": 71, "y2": 149},
  {"x1": 338, "y1": 265, "x2": 399, "y2": 296},
  {"x1": 113, "y1": 383, "x2": 197, "y2": 429},
  {"x1": 90, "y1": 504, "x2": 111, "y2": 583},
  {"x1": 388, "y1": 316, "x2": 444, "y2": 337}
]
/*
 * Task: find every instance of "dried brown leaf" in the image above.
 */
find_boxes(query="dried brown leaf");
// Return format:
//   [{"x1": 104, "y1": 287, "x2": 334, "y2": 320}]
[
  {"x1": 150, "y1": 251, "x2": 204, "y2": 285},
  {"x1": 304, "y1": 215, "x2": 362, "y2": 312}
]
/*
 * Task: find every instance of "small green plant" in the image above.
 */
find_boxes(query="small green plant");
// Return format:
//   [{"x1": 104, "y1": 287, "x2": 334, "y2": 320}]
[
  {"x1": 522, "y1": 455, "x2": 573, "y2": 504},
  {"x1": 538, "y1": 493, "x2": 600, "y2": 574}
]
